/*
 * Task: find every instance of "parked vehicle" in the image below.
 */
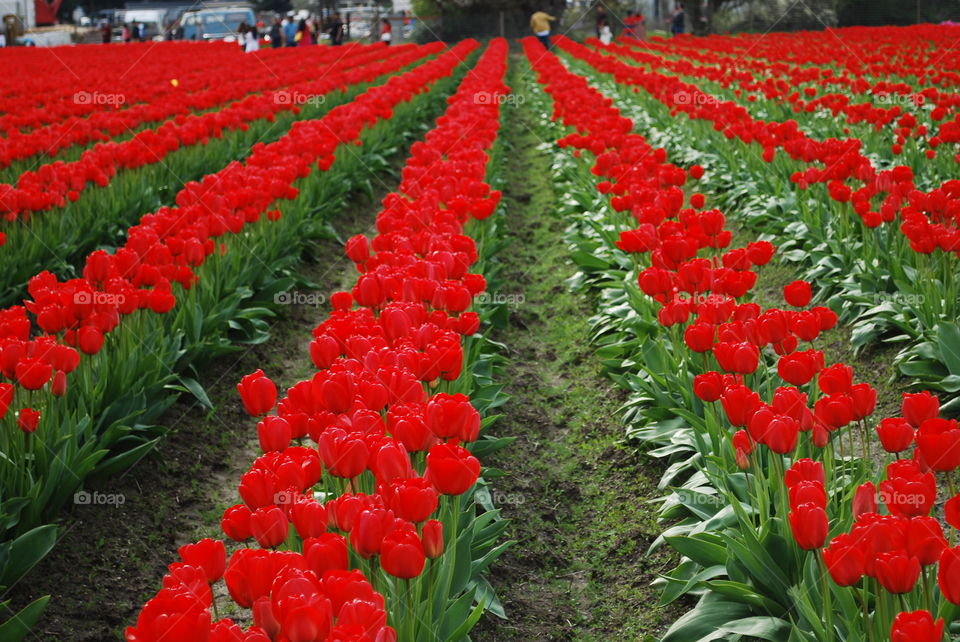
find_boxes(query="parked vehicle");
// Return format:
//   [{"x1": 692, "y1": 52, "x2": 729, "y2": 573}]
[{"x1": 180, "y1": 6, "x2": 256, "y2": 41}]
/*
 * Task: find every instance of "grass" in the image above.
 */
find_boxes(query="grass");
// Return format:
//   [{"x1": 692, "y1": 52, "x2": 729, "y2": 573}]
[{"x1": 473, "y1": 59, "x2": 683, "y2": 640}]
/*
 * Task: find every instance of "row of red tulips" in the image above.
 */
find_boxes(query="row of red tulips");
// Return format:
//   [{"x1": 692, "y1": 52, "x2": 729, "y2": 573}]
[
  {"x1": 0, "y1": 43, "x2": 428, "y2": 228},
  {"x1": 0, "y1": 44, "x2": 351, "y2": 171},
  {"x1": 0, "y1": 42, "x2": 281, "y2": 137},
  {"x1": 0, "y1": 41, "x2": 476, "y2": 637},
  {"x1": 127, "y1": 37, "x2": 511, "y2": 642},
  {"x1": 560, "y1": 33, "x2": 960, "y2": 405},
  {"x1": 615, "y1": 30, "x2": 960, "y2": 159},
  {"x1": 524, "y1": 35, "x2": 960, "y2": 640}
]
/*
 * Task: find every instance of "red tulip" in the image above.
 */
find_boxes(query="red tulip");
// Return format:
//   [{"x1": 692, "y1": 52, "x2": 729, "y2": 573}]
[
  {"x1": 350, "y1": 507, "x2": 395, "y2": 558},
  {"x1": 877, "y1": 417, "x2": 914, "y2": 453},
  {"x1": 880, "y1": 461, "x2": 936, "y2": 517},
  {"x1": 788, "y1": 503, "x2": 828, "y2": 550},
  {"x1": 290, "y1": 499, "x2": 328, "y2": 540},
  {"x1": 902, "y1": 391, "x2": 940, "y2": 428},
  {"x1": 784, "y1": 458, "x2": 825, "y2": 488},
  {"x1": 257, "y1": 416, "x2": 292, "y2": 453},
  {"x1": 853, "y1": 482, "x2": 877, "y2": 519},
  {"x1": 17, "y1": 408, "x2": 40, "y2": 433},
  {"x1": 425, "y1": 393, "x2": 481, "y2": 443},
  {"x1": 15, "y1": 357, "x2": 53, "y2": 391},
  {"x1": 422, "y1": 519, "x2": 444, "y2": 559},
  {"x1": 221, "y1": 504, "x2": 253, "y2": 542},
  {"x1": 693, "y1": 371, "x2": 724, "y2": 402},
  {"x1": 946, "y1": 494, "x2": 960, "y2": 531},
  {"x1": 876, "y1": 551, "x2": 920, "y2": 593},
  {"x1": 50, "y1": 370, "x2": 67, "y2": 397},
  {"x1": 817, "y1": 363, "x2": 853, "y2": 395},
  {"x1": 178, "y1": 538, "x2": 226, "y2": 583},
  {"x1": 380, "y1": 529, "x2": 425, "y2": 579},
  {"x1": 915, "y1": 418, "x2": 960, "y2": 472},
  {"x1": 684, "y1": 323, "x2": 715, "y2": 353},
  {"x1": 777, "y1": 350, "x2": 821, "y2": 386},
  {"x1": 939, "y1": 545, "x2": 960, "y2": 604},
  {"x1": 720, "y1": 385, "x2": 760, "y2": 427},
  {"x1": 783, "y1": 280, "x2": 812, "y2": 307},
  {"x1": 384, "y1": 477, "x2": 439, "y2": 523},
  {"x1": 303, "y1": 533, "x2": 349, "y2": 576},
  {"x1": 250, "y1": 505, "x2": 289, "y2": 548},
  {"x1": 77, "y1": 325, "x2": 105, "y2": 355},
  {"x1": 890, "y1": 610, "x2": 944, "y2": 642},
  {"x1": 906, "y1": 516, "x2": 947, "y2": 566},
  {"x1": 850, "y1": 383, "x2": 877, "y2": 420},
  {"x1": 425, "y1": 441, "x2": 481, "y2": 496},
  {"x1": 822, "y1": 537, "x2": 864, "y2": 586},
  {"x1": 237, "y1": 369, "x2": 277, "y2": 417}
]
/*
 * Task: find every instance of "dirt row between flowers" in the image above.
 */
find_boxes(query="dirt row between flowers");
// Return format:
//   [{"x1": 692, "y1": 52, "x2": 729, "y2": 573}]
[
  {"x1": 473, "y1": 70, "x2": 684, "y2": 642},
  {"x1": 3, "y1": 158, "x2": 403, "y2": 640}
]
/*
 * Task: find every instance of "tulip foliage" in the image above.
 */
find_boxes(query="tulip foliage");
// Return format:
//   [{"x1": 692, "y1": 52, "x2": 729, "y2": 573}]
[
  {"x1": 0, "y1": 40, "x2": 481, "y2": 635},
  {"x1": 523, "y1": 28, "x2": 960, "y2": 642},
  {"x1": 0, "y1": 42, "x2": 441, "y2": 306},
  {"x1": 555, "y1": 31, "x2": 960, "y2": 409},
  {"x1": 128, "y1": 39, "x2": 513, "y2": 642}
]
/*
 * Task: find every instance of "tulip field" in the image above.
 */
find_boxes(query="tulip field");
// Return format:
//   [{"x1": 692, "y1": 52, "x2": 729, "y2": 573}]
[{"x1": 1, "y1": 22, "x2": 960, "y2": 642}]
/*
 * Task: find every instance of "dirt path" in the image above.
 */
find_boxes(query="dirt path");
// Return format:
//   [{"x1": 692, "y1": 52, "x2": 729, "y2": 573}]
[{"x1": 473, "y1": 75, "x2": 684, "y2": 642}]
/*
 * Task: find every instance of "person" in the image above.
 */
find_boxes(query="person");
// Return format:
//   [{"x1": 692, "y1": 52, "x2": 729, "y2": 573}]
[
  {"x1": 671, "y1": 4, "x2": 685, "y2": 36},
  {"x1": 595, "y1": 6, "x2": 607, "y2": 37},
  {"x1": 283, "y1": 15, "x2": 297, "y2": 46},
  {"x1": 244, "y1": 23, "x2": 259, "y2": 52},
  {"x1": 599, "y1": 21, "x2": 612, "y2": 45},
  {"x1": 529, "y1": 10, "x2": 555, "y2": 50},
  {"x1": 269, "y1": 17, "x2": 282, "y2": 48},
  {"x1": 296, "y1": 19, "x2": 310, "y2": 46},
  {"x1": 624, "y1": 11, "x2": 646, "y2": 40},
  {"x1": 327, "y1": 12, "x2": 344, "y2": 45},
  {"x1": 99, "y1": 20, "x2": 111, "y2": 43},
  {"x1": 136, "y1": 21, "x2": 146, "y2": 41},
  {"x1": 379, "y1": 18, "x2": 391, "y2": 45},
  {"x1": 122, "y1": 22, "x2": 131, "y2": 43}
]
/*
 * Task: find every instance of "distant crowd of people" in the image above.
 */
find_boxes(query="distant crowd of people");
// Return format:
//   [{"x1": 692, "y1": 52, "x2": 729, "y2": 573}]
[
  {"x1": 530, "y1": 4, "x2": 686, "y2": 50},
  {"x1": 95, "y1": 11, "x2": 407, "y2": 50}
]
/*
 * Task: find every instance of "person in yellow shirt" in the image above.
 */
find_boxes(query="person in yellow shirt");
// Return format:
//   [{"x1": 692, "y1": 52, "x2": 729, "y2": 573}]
[{"x1": 530, "y1": 10, "x2": 556, "y2": 49}]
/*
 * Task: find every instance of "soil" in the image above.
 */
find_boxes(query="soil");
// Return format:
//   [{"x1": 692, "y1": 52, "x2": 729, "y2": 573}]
[{"x1": 472, "y1": 75, "x2": 685, "y2": 642}]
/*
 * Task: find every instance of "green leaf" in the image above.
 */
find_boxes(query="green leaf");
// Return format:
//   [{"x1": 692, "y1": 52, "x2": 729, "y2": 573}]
[
  {"x1": 176, "y1": 376, "x2": 213, "y2": 410},
  {"x1": 0, "y1": 525, "x2": 58, "y2": 587},
  {"x1": 937, "y1": 323, "x2": 960, "y2": 375},
  {"x1": 664, "y1": 533, "x2": 727, "y2": 567},
  {"x1": 717, "y1": 616, "x2": 793, "y2": 639},
  {"x1": 661, "y1": 593, "x2": 752, "y2": 642},
  {"x1": 0, "y1": 596, "x2": 50, "y2": 642}
]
